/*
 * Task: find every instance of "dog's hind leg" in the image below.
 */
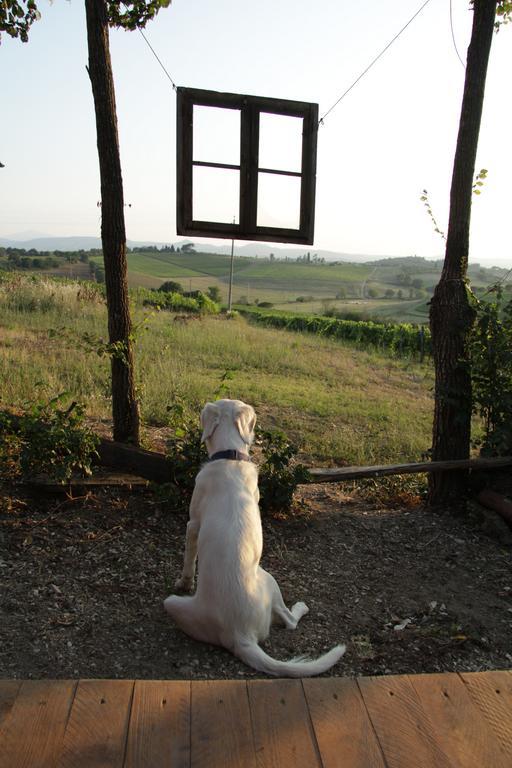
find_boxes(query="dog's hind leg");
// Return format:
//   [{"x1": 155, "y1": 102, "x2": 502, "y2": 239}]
[
  {"x1": 262, "y1": 570, "x2": 309, "y2": 630},
  {"x1": 274, "y1": 599, "x2": 309, "y2": 629},
  {"x1": 163, "y1": 595, "x2": 214, "y2": 644}
]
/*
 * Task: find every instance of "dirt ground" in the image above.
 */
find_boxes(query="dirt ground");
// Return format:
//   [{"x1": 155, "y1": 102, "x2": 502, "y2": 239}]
[{"x1": 1, "y1": 478, "x2": 511, "y2": 681}]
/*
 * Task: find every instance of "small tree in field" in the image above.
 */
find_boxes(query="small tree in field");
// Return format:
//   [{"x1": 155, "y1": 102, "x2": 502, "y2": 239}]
[
  {"x1": 207, "y1": 285, "x2": 221, "y2": 303},
  {"x1": 2, "y1": 0, "x2": 172, "y2": 445},
  {"x1": 159, "y1": 280, "x2": 184, "y2": 294}
]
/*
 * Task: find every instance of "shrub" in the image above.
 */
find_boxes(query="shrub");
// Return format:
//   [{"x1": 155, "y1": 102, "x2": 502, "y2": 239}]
[
  {"x1": 256, "y1": 428, "x2": 310, "y2": 514},
  {"x1": 139, "y1": 288, "x2": 219, "y2": 314},
  {"x1": 207, "y1": 285, "x2": 221, "y2": 302},
  {"x1": 159, "y1": 280, "x2": 184, "y2": 294},
  {"x1": 0, "y1": 394, "x2": 99, "y2": 482},
  {"x1": 164, "y1": 400, "x2": 207, "y2": 510},
  {"x1": 470, "y1": 290, "x2": 512, "y2": 456}
]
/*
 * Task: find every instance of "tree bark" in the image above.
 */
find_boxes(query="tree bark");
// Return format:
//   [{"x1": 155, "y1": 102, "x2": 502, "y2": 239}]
[
  {"x1": 84, "y1": 0, "x2": 140, "y2": 445},
  {"x1": 428, "y1": 0, "x2": 497, "y2": 505}
]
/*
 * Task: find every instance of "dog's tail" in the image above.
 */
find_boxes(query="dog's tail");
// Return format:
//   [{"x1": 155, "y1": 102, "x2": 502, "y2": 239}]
[{"x1": 234, "y1": 639, "x2": 346, "y2": 678}]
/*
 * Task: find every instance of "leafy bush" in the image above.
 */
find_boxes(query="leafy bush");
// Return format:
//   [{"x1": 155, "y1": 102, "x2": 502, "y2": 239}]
[
  {"x1": 159, "y1": 280, "x2": 184, "y2": 294},
  {"x1": 207, "y1": 285, "x2": 221, "y2": 302},
  {"x1": 139, "y1": 288, "x2": 219, "y2": 314},
  {"x1": 470, "y1": 290, "x2": 512, "y2": 456},
  {"x1": 164, "y1": 400, "x2": 207, "y2": 509},
  {"x1": 256, "y1": 428, "x2": 310, "y2": 513},
  {"x1": 0, "y1": 393, "x2": 99, "y2": 482}
]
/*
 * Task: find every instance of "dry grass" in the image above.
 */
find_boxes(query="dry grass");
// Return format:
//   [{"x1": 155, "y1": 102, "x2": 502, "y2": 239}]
[{"x1": 0, "y1": 274, "x2": 434, "y2": 465}]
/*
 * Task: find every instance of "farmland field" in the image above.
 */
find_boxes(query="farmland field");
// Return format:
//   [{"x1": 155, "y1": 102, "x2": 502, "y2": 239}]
[
  {"x1": 49, "y1": 248, "x2": 510, "y2": 322},
  {"x1": 4, "y1": 246, "x2": 509, "y2": 326},
  {"x1": 268, "y1": 297, "x2": 430, "y2": 323},
  {"x1": 0, "y1": 274, "x2": 434, "y2": 466}
]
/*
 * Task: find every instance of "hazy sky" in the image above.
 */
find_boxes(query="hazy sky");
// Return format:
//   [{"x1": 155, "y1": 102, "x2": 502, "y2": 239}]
[{"x1": 1, "y1": 0, "x2": 511, "y2": 265}]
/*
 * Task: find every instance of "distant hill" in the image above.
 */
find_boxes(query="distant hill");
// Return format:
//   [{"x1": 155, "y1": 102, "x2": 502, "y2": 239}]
[
  {"x1": 0, "y1": 235, "x2": 104, "y2": 251},
  {"x1": 366, "y1": 255, "x2": 444, "y2": 268},
  {"x1": 0, "y1": 234, "x2": 404, "y2": 264}
]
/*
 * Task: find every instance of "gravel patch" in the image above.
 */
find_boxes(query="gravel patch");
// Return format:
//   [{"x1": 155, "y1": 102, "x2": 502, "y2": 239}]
[{"x1": 1, "y1": 481, "x2": 511, "y2": 680}]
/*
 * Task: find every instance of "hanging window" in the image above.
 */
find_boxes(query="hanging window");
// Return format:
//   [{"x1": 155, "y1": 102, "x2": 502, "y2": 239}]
[{"x1": 176, "y1": 87, "x2": 318, "y2": 244}]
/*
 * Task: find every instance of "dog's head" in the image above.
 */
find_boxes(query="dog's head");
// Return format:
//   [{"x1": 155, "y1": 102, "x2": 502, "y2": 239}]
[{"x1": 200, "y1": 399, "x2": 256, "y2": 451}]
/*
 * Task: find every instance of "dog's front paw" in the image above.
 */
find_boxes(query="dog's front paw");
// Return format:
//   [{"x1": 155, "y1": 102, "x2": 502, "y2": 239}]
[{"x1": 174, "y1": 576, "x2": 194, "y2": 594}]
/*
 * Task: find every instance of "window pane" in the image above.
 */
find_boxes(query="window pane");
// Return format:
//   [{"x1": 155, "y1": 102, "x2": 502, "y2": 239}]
[
  {"x1": 258, "y1": 113, "x2": 303, "y2": 173},
  {"x1": 193, "y1": 105, "x2": 241, "y2": 166},
  {"x1": 193, "y1": 165, "x2": 240, "y2": 223},
  {"x1": 257, "y1": 172, "x2": 301, "y2": 230}
]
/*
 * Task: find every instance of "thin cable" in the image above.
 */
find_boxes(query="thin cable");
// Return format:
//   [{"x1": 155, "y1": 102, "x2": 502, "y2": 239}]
[
  {"x1": 319, "y1": 0, "x2": 434, "y2": 125},
  {"x1": 449, "y1": 0, "x2": 465, "y2": 68},
  {"x1": 119, "y1": 1, "x2": 178, "y2": 90},
  {"x1": 137, "y1": 27, "x2": 178, "y2": 90},
  {"x1": 481, "y1": 267, "x2": 512, "y2": 297}
]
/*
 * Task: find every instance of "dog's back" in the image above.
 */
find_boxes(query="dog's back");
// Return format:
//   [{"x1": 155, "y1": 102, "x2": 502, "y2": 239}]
[
  {"x1": 164, "y1": 399, "x2": 345, "y2": 676},
  {"x1": 192, "y1": 460, "x2": 265, "y2": 645}
]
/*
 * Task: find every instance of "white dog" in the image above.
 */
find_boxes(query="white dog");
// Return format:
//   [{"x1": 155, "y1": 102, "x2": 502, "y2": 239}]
[{"x1": 164, "y1": 398, "x2": 345, "y2": 677}]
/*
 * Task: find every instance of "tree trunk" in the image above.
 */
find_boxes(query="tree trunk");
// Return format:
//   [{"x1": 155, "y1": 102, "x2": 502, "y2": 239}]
[
  {"x1": 84, "y1": 0, "x2": 140, "y2": 445},
  {"x1": 428, "y1": 0, "x2": 497, "y2": 505}
]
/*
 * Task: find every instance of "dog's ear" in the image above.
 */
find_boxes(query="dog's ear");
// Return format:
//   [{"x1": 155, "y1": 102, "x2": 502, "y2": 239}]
[
  {"x1": 234, "y1": 402, "x2": 256, "y2": 445},
  {"x1": 200, "y1": 402, "x2": 220, "y2": 443}
]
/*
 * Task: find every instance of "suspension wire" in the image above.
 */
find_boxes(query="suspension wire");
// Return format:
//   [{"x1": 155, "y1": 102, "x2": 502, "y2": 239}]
[
  {"x1": 449, "y1": 0, "x2": 466, "y2": 68},
  {"x1": 119, "y1": 1, "x2": 178, "y2": 90},
  {"x1": 128, "y1": 0, "x2": 467, "y2": 130},
  {"x1": 137, "y1": 26, "x2": 178, "y2": 91},
  {"x1": 481, "y1": 267, "x2": 512, "y2": 297},
  {"x1": 319, "y1": 0, "x2": 434, "y2": 126}
]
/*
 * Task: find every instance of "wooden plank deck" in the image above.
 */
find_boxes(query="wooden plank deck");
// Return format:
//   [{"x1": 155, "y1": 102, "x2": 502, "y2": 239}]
[{"x1": 0, "y1": 671, "x2": 511, "y2": 767}]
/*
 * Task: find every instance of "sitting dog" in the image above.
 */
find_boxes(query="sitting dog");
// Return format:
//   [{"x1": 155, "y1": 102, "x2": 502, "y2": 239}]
[{"x1": 164, "y1": 398, "x2": 345, "y2": 677}]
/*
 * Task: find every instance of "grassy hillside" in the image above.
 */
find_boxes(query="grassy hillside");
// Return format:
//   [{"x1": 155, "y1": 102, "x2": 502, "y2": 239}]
[
  {"x1": 3, "y1": 247, "x2": 508, "y2": 323},
  {"x1": 0, "y1": 274, "x2": 434, "y2": 466}
]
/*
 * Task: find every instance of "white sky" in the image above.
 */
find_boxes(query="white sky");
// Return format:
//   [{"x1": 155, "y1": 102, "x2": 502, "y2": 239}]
[{"x1": 1, "y1": 0, "x2": 511, "y2": 265}]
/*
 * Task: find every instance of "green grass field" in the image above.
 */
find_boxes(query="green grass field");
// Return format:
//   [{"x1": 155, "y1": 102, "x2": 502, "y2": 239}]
[
  {"x1": 89, "y1": 251, "x2": 380, "y2": 306},
  {"x1": 0, "y1": 274, "x2": 434, "y2": 466},
  {"x1": 269, "y1": 297, "x2": 429, "y2": 323},
  {"x1": 7, "y1": 248, "x2": 509, "y2": 325}
]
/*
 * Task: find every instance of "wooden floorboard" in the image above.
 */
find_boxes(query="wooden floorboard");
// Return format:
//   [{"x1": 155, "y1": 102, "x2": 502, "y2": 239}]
[
  {"x1": 407, "y1": 672, "x2": 509, "y2": 767},
  {"x1": 357, "y1": 674, "x2": 454, "y2": 767},
  {"x1": 0, "y1": 671, "x2": 511, "y2": 767},
  {"x1": 57, "y1": 680, "x2": 134, "y2": 768},
  {"x1": 303, "y1": 677, "x2": 386, "y2": 768},
  {"x1": 247, "y1": 679, "x2": 321, "y2": 768},
  {"x1": 0, "y1": 680, "x2": 22, "y2": 730},
  {"x1": 459, "y1": 670, "x2": 512, "y2": 758},
  {"x1": 0, "y1": 680, "x2": 76, "y2": 768},
  {"x1": 190, "y1": 680, "x2": 257, "y2": 768},
  {"x1": 124, "y1": 680, "x2": 190, "y2": 768}
]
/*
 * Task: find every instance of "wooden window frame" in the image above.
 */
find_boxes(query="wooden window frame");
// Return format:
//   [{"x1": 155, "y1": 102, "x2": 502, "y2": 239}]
[{"x1": 176, "y1": 87, "x2": 318, "y2": 245}]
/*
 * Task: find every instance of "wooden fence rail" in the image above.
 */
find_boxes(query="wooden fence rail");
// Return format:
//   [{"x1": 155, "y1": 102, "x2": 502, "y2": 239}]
[
  {"x1": 97, "y1": 439, "x2": 512, "y2": 484},
  {"x1": 309, "y1": 456, "x2": 512, "y2": 483}
]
